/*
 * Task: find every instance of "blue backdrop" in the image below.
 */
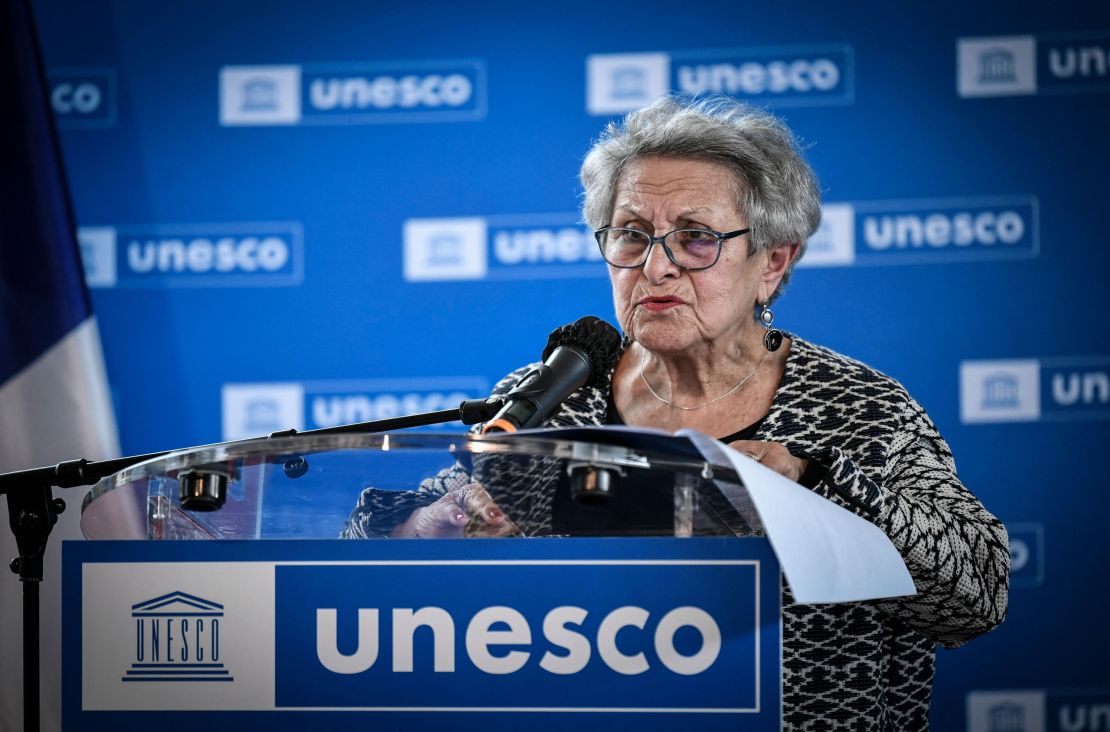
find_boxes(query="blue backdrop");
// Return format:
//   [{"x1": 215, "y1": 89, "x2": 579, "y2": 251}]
[{"x1": 33, "y1": 0, "x2": 1110, "y2": 729}]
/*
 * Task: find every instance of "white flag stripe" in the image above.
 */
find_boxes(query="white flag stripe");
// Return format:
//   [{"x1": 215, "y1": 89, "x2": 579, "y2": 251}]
[
  {"x1": 0, "y1": 315, "x2": 120, "y2": 732},
  {"x1": 0, "y1": 316, "x2": 120, "y2": 468}
]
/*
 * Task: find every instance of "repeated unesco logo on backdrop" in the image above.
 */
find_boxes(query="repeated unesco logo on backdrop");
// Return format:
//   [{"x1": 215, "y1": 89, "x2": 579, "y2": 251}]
[
  {"x1": 959, "y1": 357, "x2": 1110, "y2": 424},
  {"x1": 219, "y1": 60, "x2": 486, "y2": 125},
  {"x1": 77, "y1": 223, "x2": 304, "y2": 288},
  {"x1": 47, "y1": 67, "x2": 116, "y2": 128},
  {"x1": 402, "y1": 214, "x2": 606, "y2": 282},
  {"x1": 586, "y1": 43, "x2": 853, "y2": 114},
  {"x1": 400, "y1": 198, "x2": 1037, "y2": 282},
  {"x1": 799, "y1": 196, "x2": 1038, "y2": 268},
  {"x1": 967, "y1": 689, "x2": 1110, "y2": 732},
  {"x1": 220, "y1": 377, "x2": 489, "y2": 440},
  {"x1": 958, "y1": 31, "x2": 1110, "y2": 97}
]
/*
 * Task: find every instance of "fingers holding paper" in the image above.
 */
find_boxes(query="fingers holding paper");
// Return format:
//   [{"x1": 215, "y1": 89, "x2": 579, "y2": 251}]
[{"x1": 728, "y1": 440, "x2": 808, "y2": 483}]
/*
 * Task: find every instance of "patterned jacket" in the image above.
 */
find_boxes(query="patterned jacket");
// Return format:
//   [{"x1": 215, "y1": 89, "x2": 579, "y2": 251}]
[{"x1": 344, "y1": 336, "x2": 1010, "y2": 730}]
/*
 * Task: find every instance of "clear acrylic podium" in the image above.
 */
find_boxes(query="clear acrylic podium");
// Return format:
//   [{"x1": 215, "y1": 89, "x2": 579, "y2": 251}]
[
  {"x1": 80, "y1": 432, "x2": 758, "y2": 541},
  {"x1": 68, "y1": 432, "x2": 782, "y2": 731}
]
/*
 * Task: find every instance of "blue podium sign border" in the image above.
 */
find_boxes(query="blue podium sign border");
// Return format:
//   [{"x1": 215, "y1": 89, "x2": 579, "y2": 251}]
[{"x1": 64, "y1": 537, "x2": 783, "y2": 732}]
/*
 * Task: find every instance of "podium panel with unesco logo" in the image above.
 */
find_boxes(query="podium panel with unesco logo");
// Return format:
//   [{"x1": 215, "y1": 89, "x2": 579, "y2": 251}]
[{"x1": 64, "y1": 432, "x2": 783, "y2": 731}]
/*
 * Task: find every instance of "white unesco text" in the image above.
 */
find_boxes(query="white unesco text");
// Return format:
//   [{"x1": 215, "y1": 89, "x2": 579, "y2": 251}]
[
  {"x1": 309, "y1": 74, "x2": 472, "y2": 110},
  {"x1": 126, "y1": 236, "x2": 290, "y2": 274},
  {"x1": 863, "y1": 210, "x2": 1025, "y2": 250},
  {"x1": 677, "y1": 58, "x2": 839, "y2": 95},
  {"x1": 1052, "y1": 370, "x2": 1110, "y2": 406},
  {"x1": 311, "y1": 392, "x2": 473, "y2": 426},
  {"x1": 1049, "y1": 44, "x2": 1110, "y2": 80},
  {"x1": 493, "y1": 228, "x2": 602, "y2": 265},
  {"x1": 52, "y1": 82, "x2": 102, "y2": 114},
  {"x1": 1058, "y1": 702, "x2": 1110, "y2": 730},
  {"x1": 316, "y1": 605, "x2": 721, "y2": 677}
]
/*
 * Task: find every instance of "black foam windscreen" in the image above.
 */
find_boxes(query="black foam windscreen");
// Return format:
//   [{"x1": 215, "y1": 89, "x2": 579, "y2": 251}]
[{"x1": 540, "y1": 316, "x2": 622, "y2": 387}]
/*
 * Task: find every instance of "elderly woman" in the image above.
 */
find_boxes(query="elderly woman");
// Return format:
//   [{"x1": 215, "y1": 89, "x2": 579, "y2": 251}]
[{"x1": 345, "y1": 95, "x2": 1009, "y2": 730}]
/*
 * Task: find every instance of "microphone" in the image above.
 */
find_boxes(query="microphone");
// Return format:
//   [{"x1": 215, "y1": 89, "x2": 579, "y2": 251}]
[{"x1": 482, "y1": 316, "x2": 622, "y2": 434}]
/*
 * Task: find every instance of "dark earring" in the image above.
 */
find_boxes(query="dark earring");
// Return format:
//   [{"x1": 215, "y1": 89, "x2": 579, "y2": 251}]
[{"x1": 759, "y1": 300, "x2": 783, "y2": 352}]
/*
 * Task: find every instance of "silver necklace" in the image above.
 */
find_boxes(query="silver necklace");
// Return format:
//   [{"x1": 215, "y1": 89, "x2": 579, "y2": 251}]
[{"x1": 639, "y1": 348, "x2": 770, "y2": 411}]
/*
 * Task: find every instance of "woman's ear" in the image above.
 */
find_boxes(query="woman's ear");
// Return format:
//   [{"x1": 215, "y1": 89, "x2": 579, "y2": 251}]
[{"x1": 761, "y1": 242, "x2": 801, "y2": 295}]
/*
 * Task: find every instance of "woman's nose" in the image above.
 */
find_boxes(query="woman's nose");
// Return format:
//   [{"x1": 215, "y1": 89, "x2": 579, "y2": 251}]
[{"x1": 642, "y1": 239, "x2": 679, "y2": 282}]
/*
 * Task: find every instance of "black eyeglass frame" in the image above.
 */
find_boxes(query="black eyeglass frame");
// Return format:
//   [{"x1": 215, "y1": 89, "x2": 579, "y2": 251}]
[{"x1": 593, "y1": 226, "x2": 752, "y2": 271}]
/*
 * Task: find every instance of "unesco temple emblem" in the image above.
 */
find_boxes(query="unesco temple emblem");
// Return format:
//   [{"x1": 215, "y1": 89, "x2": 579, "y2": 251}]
[
  {"x1": 977, "y1": 49, "x2": 1018, "y2": 84},
  {"x1": 981, "y1": 373, "x2": 1021, "y2": 410},
  {"x1": 123, "y1": 591, "x2": 233, "y2": 682}
]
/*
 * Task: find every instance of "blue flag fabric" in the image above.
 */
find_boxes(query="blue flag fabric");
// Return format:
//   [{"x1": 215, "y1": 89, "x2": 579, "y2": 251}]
[
  {"x1": 0, "y1": 3, "x2": 120, "y2": 730},
  {"x1": 0, "y1": 0, "x2": 91, "y2": 387}
]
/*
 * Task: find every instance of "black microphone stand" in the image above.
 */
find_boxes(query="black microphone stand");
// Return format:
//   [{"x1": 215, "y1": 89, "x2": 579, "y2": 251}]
[{"x1": 0, "y1": 396, "x2": 502, "y2": 732}]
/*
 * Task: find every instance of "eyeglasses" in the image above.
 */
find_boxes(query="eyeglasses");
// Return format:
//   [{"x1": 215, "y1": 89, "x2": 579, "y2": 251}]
[{"x1": 594, "y1": 226, "x2": 751, "y2": 271}]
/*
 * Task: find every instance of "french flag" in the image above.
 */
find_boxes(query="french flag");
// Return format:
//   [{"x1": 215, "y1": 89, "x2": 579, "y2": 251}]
[{"x1": 0, "y1": 1, "x2": 120, "y2": 729}]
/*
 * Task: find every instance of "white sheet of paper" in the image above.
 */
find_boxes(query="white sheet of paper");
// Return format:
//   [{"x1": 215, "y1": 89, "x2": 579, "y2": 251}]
[{"x1": 677, "y1": 429, "x2": 916, "y2": 603}]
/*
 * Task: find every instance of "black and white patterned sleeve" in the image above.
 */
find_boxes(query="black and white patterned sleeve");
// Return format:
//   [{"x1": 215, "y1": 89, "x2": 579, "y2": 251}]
[{"x1": 803, "y1": 398, "x2": 1010, "y2": 648}]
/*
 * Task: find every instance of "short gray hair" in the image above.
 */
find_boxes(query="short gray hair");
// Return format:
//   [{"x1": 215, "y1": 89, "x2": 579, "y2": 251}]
[{"x1": 579, "y1": 95, "x2": 822, "y2": 298}]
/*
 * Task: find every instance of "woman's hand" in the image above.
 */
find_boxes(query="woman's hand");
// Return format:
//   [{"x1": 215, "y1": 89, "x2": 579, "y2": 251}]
[
  {"x1": 728, "y1": 440, "x2": 808, "y2": 483},
  {"x1": 390, "y1": 483, "x2": 516, "y2": 538}
]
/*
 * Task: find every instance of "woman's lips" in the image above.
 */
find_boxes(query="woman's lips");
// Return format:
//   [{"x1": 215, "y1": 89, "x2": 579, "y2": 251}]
[{"x1": 639, "y1": 296, "x2": 684, "y2": 312}]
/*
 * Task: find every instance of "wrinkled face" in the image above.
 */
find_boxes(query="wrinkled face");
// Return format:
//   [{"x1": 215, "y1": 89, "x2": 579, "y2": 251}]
[{"x1": 607, "y1": 155, "x2": 772, "y2": 356}]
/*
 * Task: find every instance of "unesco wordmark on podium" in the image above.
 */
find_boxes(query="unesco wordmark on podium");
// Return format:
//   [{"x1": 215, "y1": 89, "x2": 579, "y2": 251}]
[{"x1": 67, "y1": 539, "x2": 782, "y2": 731}]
